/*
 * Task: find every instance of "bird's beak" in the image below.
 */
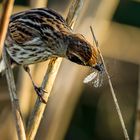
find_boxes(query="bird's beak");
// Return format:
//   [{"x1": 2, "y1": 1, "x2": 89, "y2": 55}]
[{"x1": 93, "y1": 63, "x2": 104, "y2": 72}]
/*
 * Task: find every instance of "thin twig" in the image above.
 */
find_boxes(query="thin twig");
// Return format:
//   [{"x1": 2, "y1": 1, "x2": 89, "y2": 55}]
[
  {"x1": 0, "y1": 0, "x2": 26, "y2": 140},
  {"x1": 3, "y1": 49, "x2": 26, "y2": 140},
  {"x1": 26, "y1": 0, "x2": 83, "y2": 140},
  {"x1": 90, "y1": 26, "x2": 130, "y2": 140},
  {"x1": 0, "y1": 1, "x2": 26, "y2": 140},
  {"x1": 0, "y1": 0, "x2": 14, "y2": 56},
  {"x1": 66, "y1": 0, "x2": 83, "y2": 28}
]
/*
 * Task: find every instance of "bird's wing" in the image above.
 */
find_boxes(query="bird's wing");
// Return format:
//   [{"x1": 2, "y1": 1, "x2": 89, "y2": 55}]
[
  {"x1": 9, "y1": 21, "x2": 39, "y2": 45},
  {"x1": 8, "y1": 8, "x2": 71, "y2": 46}
]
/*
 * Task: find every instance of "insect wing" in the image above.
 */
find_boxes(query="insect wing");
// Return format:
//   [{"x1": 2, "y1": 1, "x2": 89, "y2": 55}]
[
  {"x1": 83, "y1": 72, "x2": 98, "y2": 83},
  {"x1": 93, "y1": 72, "x2": 103, "y2": 88},
  {"x1": 84, "y1": 71, "x2": 104, "y2": 88}
]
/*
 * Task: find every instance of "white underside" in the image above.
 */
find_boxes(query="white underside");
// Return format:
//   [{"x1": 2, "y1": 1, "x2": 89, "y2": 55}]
[{"x1": 6, "y1": 44, "x2": 52, "y2": 65}]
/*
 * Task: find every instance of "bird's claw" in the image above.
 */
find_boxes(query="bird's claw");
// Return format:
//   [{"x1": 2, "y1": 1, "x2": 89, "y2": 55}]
[{"x1": 34, "y1": 86, "x2": 47, "y2": 104}]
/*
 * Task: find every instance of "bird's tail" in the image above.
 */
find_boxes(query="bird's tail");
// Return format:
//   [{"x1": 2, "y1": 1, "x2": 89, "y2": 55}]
[{"x1": 0, "y1": 58, "x2": 6, "y2": 74}]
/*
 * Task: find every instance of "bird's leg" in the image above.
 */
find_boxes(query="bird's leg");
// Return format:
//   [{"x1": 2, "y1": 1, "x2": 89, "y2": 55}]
[{"x1": 23, "y1": 65, "x2": 47, "y2": 103}]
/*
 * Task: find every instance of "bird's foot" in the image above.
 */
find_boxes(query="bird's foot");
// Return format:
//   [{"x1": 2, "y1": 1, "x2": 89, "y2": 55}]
[{"x1": 34, "y1": 86, "x2": 47, "y2": 104}]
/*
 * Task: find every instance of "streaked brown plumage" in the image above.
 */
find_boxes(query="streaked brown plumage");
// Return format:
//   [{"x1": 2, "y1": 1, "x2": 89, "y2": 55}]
[{"x1": 1, "y1": 8, "x2": 103, "y2": 103}]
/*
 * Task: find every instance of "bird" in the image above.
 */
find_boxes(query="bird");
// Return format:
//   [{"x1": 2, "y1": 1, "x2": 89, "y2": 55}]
[{"x1": 0, "y1": 8, "x2": 103, "y2": 103}]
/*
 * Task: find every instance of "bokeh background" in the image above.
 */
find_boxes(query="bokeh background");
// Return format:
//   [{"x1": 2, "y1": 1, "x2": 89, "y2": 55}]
[{"x1": 0, "y1": 0, "x2": 140, "y2": 140}]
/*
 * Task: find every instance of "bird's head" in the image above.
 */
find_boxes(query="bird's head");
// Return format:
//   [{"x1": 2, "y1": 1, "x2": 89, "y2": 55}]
[{"x1": 66, "y1": 33, "x2": 103, "y2": 72}]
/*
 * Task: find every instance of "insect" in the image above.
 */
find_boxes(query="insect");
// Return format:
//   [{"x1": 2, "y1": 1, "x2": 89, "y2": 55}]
[
  {"x1": 83, "y1": 63, "x2": 104, "y2": 87},
  {"x1": 0, "y1": 8, "x2": 103, "y2": 103}
]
